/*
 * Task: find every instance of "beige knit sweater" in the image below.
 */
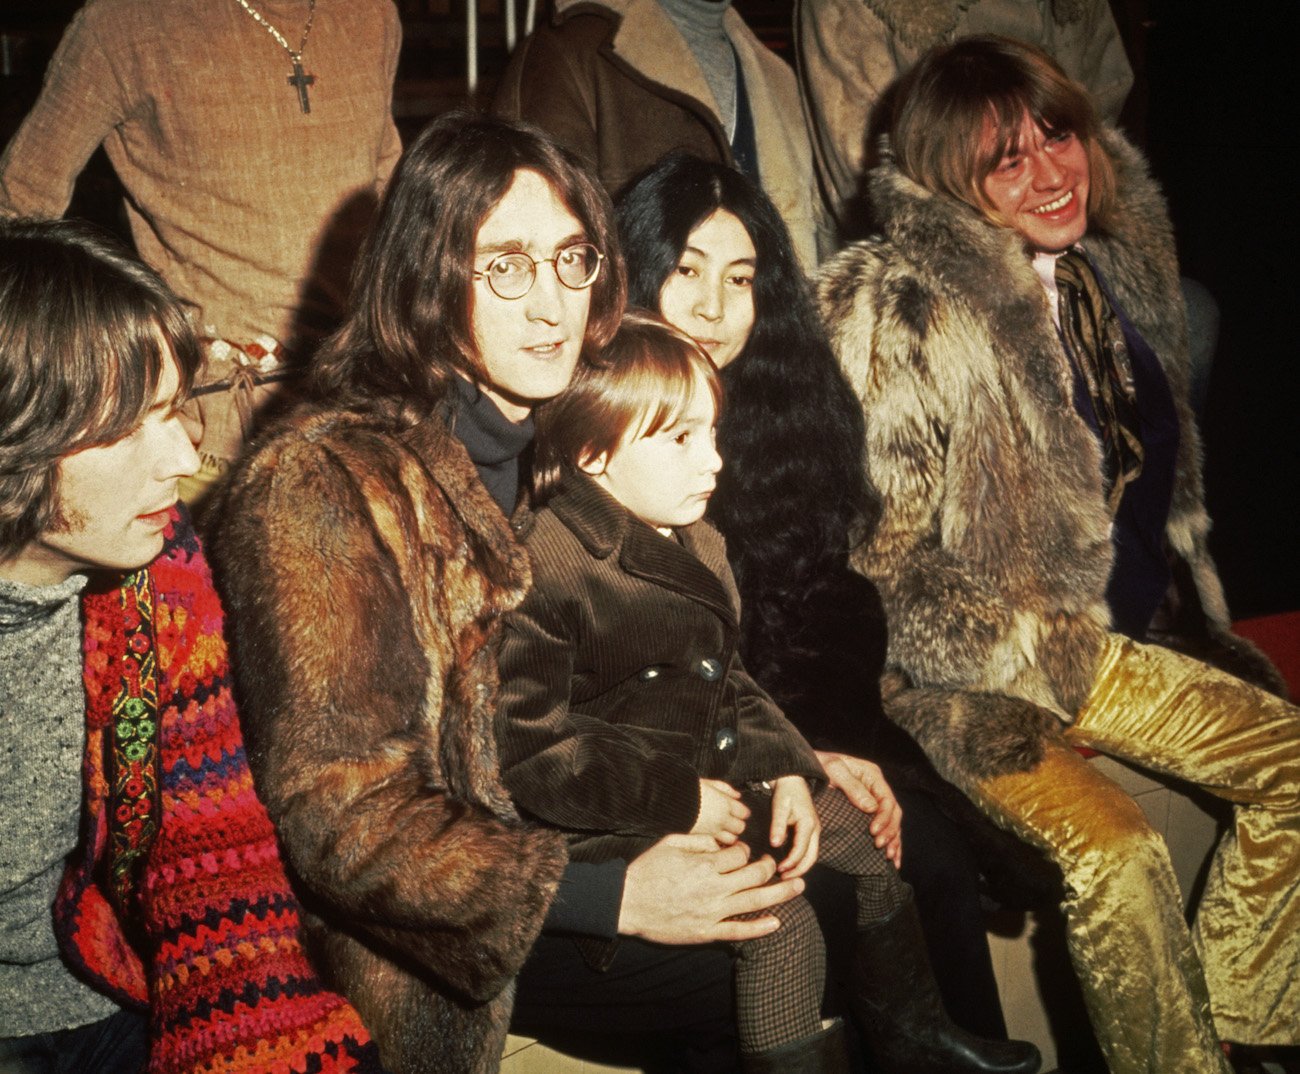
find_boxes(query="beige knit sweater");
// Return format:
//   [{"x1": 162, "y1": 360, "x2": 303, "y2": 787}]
[{"x1": 0, "y1": 0, "x2": 402, "y2": 345}]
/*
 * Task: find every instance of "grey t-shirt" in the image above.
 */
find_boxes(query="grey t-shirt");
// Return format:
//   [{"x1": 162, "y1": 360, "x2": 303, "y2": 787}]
[{"x1": 0, "y1": 573, "x2": 121, "y2": 1037}]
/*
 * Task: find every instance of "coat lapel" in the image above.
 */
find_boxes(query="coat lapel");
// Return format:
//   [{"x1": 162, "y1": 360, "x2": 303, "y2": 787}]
[
  {"x1": 619, "y1": 521, "x2": 736, "y2": 626},
  {"x1": 551, "y1": 471, "x2": 737, "y2": 626}
]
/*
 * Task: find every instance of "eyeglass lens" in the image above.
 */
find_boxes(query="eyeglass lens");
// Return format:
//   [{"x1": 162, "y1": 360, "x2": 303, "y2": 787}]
[{"x1": 482, "y1": 244, "x2": 601, "y2": 299}]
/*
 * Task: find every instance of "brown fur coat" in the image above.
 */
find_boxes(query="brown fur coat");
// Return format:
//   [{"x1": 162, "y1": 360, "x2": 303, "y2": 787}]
[
  {"x1": 214, "y1": 405, "x2": 568, "y2": 1074},
  {"x1": 818, "y1": 131, "x2": 1281, "y2": 784}
]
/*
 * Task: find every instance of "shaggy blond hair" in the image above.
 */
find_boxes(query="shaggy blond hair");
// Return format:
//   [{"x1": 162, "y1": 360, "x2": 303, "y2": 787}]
[{"x1": 890, "y1": 35, "x2": 1118, "y2": 232}]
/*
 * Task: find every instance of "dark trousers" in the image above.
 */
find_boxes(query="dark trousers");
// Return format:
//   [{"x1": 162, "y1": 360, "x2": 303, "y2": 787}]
[
  {"x1": 897, "y1": 787, "x2": 1009, "y2": 1040},
  {"x1": 513, "y1": 932, "x2": 738, "y2": 1073},
  {"x1": 0, "y1": 1008, "x2": 148, "y2": 1074}
]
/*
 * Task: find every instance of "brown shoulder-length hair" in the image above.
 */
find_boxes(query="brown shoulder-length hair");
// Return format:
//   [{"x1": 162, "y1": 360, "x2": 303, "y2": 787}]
[
  {"x1": 312, "y1": 111, "x2": 626, "y2": 421},
  {"x1": 889, "y1": 35, "x2": 1118, "y2": 232},
  {"x1": 533, "y1": 309, "x2": 722, "y2": 502},
  {"x1": 0, "y1": 217, "x2": 201, "y2": 559}
]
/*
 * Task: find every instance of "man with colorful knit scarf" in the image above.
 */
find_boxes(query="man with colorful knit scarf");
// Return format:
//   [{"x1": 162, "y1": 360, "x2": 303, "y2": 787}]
[{"x1": 0, "y1": 217, "x2": 383, "y2": 1073}]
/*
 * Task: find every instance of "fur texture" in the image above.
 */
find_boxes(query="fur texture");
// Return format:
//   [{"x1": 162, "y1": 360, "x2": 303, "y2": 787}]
[
  {"x1": 818, "y1": 131, "x2": 1282, "y2": 779},
  {"x1": 214, "y1": 406, "x2": 568, "y2": 1074},
  {"x1": 879, "y1": 672, "x2": 1065, "y2": 786}
]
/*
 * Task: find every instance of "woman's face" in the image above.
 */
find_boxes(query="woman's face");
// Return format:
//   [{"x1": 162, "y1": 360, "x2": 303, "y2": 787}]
[
  {"x1": 657, "y1": 209, "x2": 756, "y2": 369},
  {"x1": 469, "y1": 169, "x2": 594, "y2": 421}
]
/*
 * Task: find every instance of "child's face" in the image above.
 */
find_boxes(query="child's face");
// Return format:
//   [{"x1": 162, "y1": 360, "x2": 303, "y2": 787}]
[{"x1": 583, "y1": 371, "x2": 722, "y2": 531}]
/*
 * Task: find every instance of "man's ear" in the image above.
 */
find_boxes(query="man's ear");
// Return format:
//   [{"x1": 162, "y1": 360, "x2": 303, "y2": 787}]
[{"x1": 577, "y1": 450, "x2": 608, "y2": 477}]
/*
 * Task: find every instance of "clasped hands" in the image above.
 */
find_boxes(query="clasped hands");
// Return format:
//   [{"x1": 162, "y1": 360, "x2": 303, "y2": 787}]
[
  {"x1": 619, "y1": 752, "x2": 903, "y2": 946},
  {"x1": 691, "y1": 751, "x2": 904, "y2": 877}
]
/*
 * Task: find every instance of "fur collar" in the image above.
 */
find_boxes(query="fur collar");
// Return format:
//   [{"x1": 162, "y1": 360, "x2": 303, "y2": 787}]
[
  {"x1": 402, "y1": 409, "x2": 533, "y2": 595},
  {"x1": 861, "y1": 129, "x2": 1187, "y2": 393}
]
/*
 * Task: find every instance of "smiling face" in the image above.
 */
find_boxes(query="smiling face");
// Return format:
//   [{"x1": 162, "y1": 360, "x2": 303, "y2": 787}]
[
  {"x1": 657, "y1": 209, "x2": 757, "y2": 369},
  {"x1": 982, "y1": 113, "x2": 1091, "y2": 253},
  {"x1": 470, "y1": 169, "x2": 595, "y2": 420},
  {"x1": 5, "y1": 348, "x2": 199, "y2": 586},
  {"x1": 583, "y1": 368, "x2": 723, "y2": 532}
]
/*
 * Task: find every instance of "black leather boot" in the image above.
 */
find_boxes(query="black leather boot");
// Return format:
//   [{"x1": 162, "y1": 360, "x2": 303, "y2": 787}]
[
  {"x1": 740, "y1": 1018, "x2": 852, "y2": 1074},
  {"x1": 852, "y1": 896, "x2": 1042, "y2": 1074}
]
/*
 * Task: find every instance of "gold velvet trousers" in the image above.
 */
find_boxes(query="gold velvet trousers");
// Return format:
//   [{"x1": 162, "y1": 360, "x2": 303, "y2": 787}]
[{"x1": 968, "y1": 634, "x2": 1299, "y2": 1074}]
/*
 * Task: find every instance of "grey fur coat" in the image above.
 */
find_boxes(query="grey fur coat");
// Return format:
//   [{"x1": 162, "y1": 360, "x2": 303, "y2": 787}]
[{"x1": 817, "y1": 132, "x2": 1279, "y2": 781}]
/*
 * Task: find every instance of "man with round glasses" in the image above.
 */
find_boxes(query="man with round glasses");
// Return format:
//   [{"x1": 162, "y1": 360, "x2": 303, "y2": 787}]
[{"x1": 215, "y1": 113, "x2": 807, "y2": 1072}]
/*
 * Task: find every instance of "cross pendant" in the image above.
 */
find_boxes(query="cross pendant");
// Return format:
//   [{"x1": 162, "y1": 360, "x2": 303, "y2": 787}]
[{"x1": 288, "y1": 57, "x2": 315, "y2": 114}]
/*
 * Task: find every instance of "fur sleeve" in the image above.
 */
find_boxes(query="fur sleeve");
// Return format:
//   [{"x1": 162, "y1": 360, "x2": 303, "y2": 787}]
[
  {"x1": 821, "y1": 245, "x2": 1027, "y2": 692},
  {"x1": 215, "y1": 426, "x2": 566, "y2": 1003}
]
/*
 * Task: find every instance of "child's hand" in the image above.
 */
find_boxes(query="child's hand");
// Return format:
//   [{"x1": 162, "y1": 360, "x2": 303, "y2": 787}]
[
  {"x1": 691, "y1": 779, "x2": 749, "y2": 845},
  {"x1": 770, "y1": 776, "x2": 820, "y2": 878},
  {"x1": 691, "y1": 780, "x2": 754, "y2": 847},
  {"x1": 815, "y1": 751, "x2": 903, "y2": 868}
]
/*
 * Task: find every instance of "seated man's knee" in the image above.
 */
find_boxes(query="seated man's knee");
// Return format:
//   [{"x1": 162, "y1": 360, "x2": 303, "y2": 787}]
[{"x1": 1066, "y1": 791, "x2": 1173, "y2": 890}]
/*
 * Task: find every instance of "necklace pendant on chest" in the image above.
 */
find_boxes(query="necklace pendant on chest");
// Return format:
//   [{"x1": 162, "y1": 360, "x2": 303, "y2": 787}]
[
  {"x1": 233, "y1": 0, "x2": 318, "y2": 114},
  {"x1": 288, "y1": 55, "x2": 315, "y2": 113}
]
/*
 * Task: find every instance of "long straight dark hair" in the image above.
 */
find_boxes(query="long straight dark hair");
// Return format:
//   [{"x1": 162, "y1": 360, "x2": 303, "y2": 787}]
[
  {"x1": 312, "y1": 112, "x2": 626, "y2": 424},
  {"x1": 617, "y1": 154, "x2": 878, "y2": 680}
]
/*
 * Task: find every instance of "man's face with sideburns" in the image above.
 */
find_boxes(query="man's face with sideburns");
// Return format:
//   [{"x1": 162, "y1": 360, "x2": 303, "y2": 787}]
[{"x1": 13, "y1": 344, "x2": 200, "y2": 586}]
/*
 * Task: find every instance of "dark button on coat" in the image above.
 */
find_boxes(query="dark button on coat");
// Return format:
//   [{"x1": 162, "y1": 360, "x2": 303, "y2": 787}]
[{"x1": 496, "y1": 472, "x2": 823, "y2": 866}]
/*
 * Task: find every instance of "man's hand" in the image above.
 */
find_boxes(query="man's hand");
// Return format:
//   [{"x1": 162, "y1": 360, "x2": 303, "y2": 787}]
[
  {"x1": 618, "y1": 833, "x2": 803, "y2": 944},
  {"x1": 816, "y1": 751, "x2": 903, "y2": 867},
  {"x1": 690, "y1": 778, "x2": 749, "y2": 845},
  {"x1": 769, "y1": 776, "x2": 820, "y2": 878}
]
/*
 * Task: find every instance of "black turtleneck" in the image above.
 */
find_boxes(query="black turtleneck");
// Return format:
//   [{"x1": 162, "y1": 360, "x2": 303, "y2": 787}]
[{"x1": 448, "y1": 375, "x2": 535, "y2": 516}]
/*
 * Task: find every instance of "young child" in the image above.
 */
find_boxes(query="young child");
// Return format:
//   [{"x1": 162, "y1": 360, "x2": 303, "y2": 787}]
[{"x1": 495, "y1": 312, "x2": 1040, "y2": 1074}]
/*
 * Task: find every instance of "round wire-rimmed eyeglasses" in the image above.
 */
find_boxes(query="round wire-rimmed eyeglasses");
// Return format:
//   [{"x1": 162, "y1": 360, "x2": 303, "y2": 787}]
[{"x1": 472, "y1": 242, "x2": 604, "y2": 300}]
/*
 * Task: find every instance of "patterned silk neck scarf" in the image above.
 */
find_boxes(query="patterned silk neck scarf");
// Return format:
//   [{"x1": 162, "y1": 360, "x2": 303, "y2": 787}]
[{"x1": 1056, "y1": 250, "x2": 1145, "y2": 514}]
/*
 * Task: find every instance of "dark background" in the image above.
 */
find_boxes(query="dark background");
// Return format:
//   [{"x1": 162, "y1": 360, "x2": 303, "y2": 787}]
[{"x1": 3, "y1": 0, "x2": 1296, "y2": 620}]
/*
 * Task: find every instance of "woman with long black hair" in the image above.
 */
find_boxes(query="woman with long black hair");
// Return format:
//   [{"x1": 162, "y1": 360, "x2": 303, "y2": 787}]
[{"x1": 617, "y1": 152, "x2": 1054, "y2": 1046}]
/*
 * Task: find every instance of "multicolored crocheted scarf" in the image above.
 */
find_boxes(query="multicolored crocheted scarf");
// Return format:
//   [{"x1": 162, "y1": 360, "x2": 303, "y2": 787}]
[{"x1": 54, "y1": 510, "x2": 384, "y2": 1074}]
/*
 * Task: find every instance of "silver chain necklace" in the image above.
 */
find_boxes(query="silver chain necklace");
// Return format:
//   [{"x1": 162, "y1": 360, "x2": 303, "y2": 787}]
[{"x1": 232, "y1": 0, "x2": 318, "y2": 113}]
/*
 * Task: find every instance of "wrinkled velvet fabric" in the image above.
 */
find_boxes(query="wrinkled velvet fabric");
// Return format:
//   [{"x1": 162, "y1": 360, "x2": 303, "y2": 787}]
[{"x1": 967, "y1": 634, "x2": 1298, "y2": 1074}]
